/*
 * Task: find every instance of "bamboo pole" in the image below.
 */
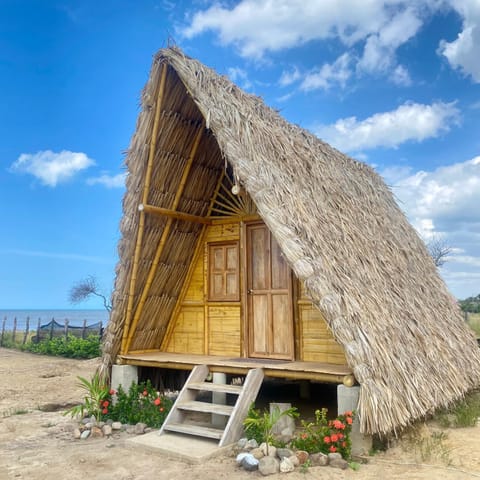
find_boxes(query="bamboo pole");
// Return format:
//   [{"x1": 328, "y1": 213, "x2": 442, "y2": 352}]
[
  {"x1": 23, "y1": 317, "x2": 30, "y2": 345},
  {"x1": 139, "y1": 204, "x2": 211, "y2": 225},
  {"x1": 121, "y1": 63, "x2": 168, "y2": 355},
  {"x1": 124, "y1": 122, "x2": 205, "y2": 353}
]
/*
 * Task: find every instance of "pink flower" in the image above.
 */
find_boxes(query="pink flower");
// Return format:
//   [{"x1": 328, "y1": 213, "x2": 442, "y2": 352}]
[
  {"x1": 142, "y1": 390, "x2": 148, "y2": 397},
  {"x1": 154, "y1": 398, "x2": 161, "y2": 406},
  {"x1": 323, "y1": 436, "x2": 331, "y2": 444},
  {"x1": 330, "y1": 434, "x2": 339, "y2": 442},
  {"x1": 329, "y1": 446, "x2": 337, "y2": 453}
]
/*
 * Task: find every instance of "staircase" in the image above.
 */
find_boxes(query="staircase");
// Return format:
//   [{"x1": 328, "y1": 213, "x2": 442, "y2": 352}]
[{"x1": 159, "y1": 365, "x2": 264, "y2": 447}]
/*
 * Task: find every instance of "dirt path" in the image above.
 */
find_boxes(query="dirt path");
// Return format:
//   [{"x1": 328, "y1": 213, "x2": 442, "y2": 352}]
[{"x1": 0, "y1": 349, "x2": 479, "y2": 480}]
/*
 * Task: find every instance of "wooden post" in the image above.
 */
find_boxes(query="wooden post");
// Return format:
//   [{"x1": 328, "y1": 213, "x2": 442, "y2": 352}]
[
  {"x1": 121, "y1": 62, "x2": 168, "y2": 355},
  {"x1": 12, "y1": 317, "x2": 17, "y2": 344},
  {"x1": 49, "y1": 318, "x2": 54, "y2": 340},
  {"x1": 82, "y1": 319, "x2": 87, "y2": 339},
  {"x1": 1, "y1": 317, "x2": 5, "y2": 346},
  {"x1": 23, "y1": 317, "x2": 30, "y2": 345},
  {"x1": 64, "y1": 319, "x2": 69, "y2": 340},
  {"x1": 36, "y1": 318, "x2": 41, "y2": 343}
]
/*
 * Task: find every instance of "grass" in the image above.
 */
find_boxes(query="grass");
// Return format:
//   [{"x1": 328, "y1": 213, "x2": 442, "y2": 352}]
[
  {"x1": 403, "y1": 427, "x2": 452, "y2": 465},
  {"x1": 466, "y1": 312, "x2": 480, "y2": 337},
  {"x1": 437, "y1": 390, "x2": 480, "y2": 428}
]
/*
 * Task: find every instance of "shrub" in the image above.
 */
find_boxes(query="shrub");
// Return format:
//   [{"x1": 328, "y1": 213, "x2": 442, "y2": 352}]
[
  {"x1": 290, "y1": 408, "x2": 355, "y2": 459},
  {"x1": 22, "y1": 334, "x2": 101, "y2": 359}
]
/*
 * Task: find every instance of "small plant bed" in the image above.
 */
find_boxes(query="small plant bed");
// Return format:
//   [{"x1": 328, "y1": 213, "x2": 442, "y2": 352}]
[{"x1": 237, "y1": 404, "x2": 358, "y2": 474}]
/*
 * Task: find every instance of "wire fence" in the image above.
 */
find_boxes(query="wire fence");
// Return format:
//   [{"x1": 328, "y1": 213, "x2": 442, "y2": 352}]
[{"x1": 0, "y1": 316, "x2": 103, "y2": 347}]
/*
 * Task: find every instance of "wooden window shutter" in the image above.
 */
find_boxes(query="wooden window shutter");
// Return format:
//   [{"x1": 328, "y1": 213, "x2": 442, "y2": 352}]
[{"x1": 208, "y1": 242, "x2": 240, "y2": 301}]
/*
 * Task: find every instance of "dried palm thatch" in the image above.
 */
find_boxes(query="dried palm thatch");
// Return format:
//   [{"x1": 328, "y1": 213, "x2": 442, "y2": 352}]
[{"x1": 102, "y1": 46, "x2": 480, "y2": 435}]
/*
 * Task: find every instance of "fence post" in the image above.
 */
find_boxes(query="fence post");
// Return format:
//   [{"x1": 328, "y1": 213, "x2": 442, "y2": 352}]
[
  {"x1": 64, "y1": 319, "x2": 69, "y2": 340},
  {"x1": 12, "y1": 317, "x2": 17, "y2": 344},
  {"x1": 36, "y1": 318, "x2": 41, "y2": 344},
  {"x1": 49, "y1": 318, "x2": 54, "y2": 340},
  {"x1": 82, "y1": 319, "x2": 87, "y2": 339},
  {"x1": 1, "y1": 317, "x2": 5, "y2": 347},
  {"x1": 23, "y1": 317, "x2": 30, "y2": 345}
]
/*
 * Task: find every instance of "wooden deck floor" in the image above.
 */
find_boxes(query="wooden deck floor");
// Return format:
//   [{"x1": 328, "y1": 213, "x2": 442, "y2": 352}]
[{"x1": 119, "y1": 352, "x2": 354, "y2": 384}]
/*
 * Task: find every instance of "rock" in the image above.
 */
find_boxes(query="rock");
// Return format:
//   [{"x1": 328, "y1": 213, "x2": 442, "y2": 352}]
[
  {"x1": 91, "y1": 426, "x2": 104, "y2": 438},
  {"x1": 280, "y1": 457, "x2": 295, "y2": 473},
  {"x1": 80, "y1": 430, "x2": 91, "y2": 440},
  {"x1": 288, "y1": 455, "x2": 299, "y2": 467},
  {"x1": 241, "y1": 454, "x2": 259, "y2": 471},
  {"x1": 81, "y1": 417, "x2": 91, "y2": 425},
  {"x1": 329, "y1": 458, "x2": 349, "y2": 470},
  {"x1": 84, "y1": 422, "x2": 94, "y2": 429},
  {"x1": 111, "y1": 421, "x2": 122, "y2": 430},
  {"x1": 259, "y1": 443, "x2": 277, "y2": 457},
  {"x1": 327, "y1": 452, "x2": 342, "y2": 461},
  {"x1": 102, "y1": 424, "x2": 113, "y2": 436},
  {"x1": 245, "y1": 439, "x2": 258, "y2": 450},
  {"x1": 258, "y1": 456, "x2": 280, "y2": 476},
  {"x1": 134, "y1": 423, "x2": 147, "y2": 435},
  {"x1": 126, "y1": 425, "x2": 136, "y2": 434},
  {"x1": 106, "y1": 419, "x2": 113, "y2": 426},
  {"x1": 310, "y1": 452, "x2": 329, "y2": 466},
  {"x1": 237, "y1": 438, "x2": 248, "y2": 449},
  {"x1": 276, "y1": 448, "x2": 294, "y2": 459},
  {"x1": 236, "y1": 453, "x2": 249, "y2": 465},
  {"x1": 73, "y1": 428, "x2": 81, "y2": 439},
  {"x1": 98, "y1": 421, "x2": 105, "y2": 428},
  {"x1": 250, "y1": 447, "x2": 265, "y2": 459},
  {"x1": 295, "y1": 450, "x2": 309, "y2": 465}
]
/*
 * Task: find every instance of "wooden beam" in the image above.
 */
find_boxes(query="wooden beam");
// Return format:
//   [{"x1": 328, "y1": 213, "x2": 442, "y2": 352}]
[
  {"x1": 124, "y1": 122, "x2": 205, "y2": 353},
  {"x1": 139, "y1": 203, "x2": 211, "y2": 225},
  {"x1": 121, "y1": 63, "x2": 168, "y2": 355}
]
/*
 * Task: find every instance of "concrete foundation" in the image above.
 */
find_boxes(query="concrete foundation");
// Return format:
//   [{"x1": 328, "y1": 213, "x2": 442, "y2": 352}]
[
  {"x1": 337, "y1": 384, "x2": 372, "y2": 456},
  {"x1": 211, "y1": 372, "x2": 228, "y2": 428},
  {"x1": 271, "y1": 402, "x2": 295, "y2": 436},
  {"x1": 111, "y1": 364, "x2": 138, "y2": 392}
]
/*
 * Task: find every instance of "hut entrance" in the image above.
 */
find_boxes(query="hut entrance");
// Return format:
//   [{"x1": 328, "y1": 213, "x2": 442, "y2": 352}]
[{"x1": 246, "y1": 222, "x2": 294, "y2": 360}]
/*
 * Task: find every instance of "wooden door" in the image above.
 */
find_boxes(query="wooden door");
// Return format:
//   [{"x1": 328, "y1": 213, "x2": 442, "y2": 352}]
[{"x1": 246, "y1": 223, "x2": 294, "y2": 360}]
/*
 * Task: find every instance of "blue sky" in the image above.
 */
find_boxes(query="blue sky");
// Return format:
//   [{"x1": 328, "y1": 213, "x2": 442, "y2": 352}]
[{"x1": 1, "y1": 0, "x2": 479, "y2": 308}]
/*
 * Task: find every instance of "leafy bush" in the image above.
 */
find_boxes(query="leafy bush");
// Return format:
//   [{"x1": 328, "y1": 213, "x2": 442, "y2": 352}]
[
  {"x1": 106, "y1": 380, "x2": 173, "y2": 428},
  {"x1": 290, "y1": 408, "x2": 355, "y2": 459},
  {"x1": 22, "y1": 334, "x2": 101, "y2": 359},
  {"x1": 64, "y1": 373, "x2": 110, "y2": 419}
]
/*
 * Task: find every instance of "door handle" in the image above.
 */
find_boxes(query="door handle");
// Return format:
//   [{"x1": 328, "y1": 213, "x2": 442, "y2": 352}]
[{"x1": 247, "y1": 289, "x2": 253, "y2": 294}]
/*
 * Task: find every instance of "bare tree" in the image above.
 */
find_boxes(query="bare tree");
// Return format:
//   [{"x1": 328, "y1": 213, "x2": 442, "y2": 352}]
[
  {"x1": 69, "y1": 275, "x2": 112, "y2": 312},
  {"x1": 427, "y1": 235, "x2": 453, "y2": 268}
]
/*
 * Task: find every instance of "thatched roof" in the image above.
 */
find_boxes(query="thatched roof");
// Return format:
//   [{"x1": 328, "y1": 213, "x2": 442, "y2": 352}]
[{"x1": 102, "y1": 46, "x2": 480, "y2": 435}]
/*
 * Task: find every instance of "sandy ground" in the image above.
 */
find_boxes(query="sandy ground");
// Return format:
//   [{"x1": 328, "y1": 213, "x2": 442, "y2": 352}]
[{"x1": 1, "y1": 349, "x2": 479, "y2": 480}]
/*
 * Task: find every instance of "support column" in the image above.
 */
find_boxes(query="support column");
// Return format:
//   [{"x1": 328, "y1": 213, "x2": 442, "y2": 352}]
[
  {"x1": 337, "y1": 384, "x2": 372, "y2": 456},
  {"x1": 111, "y1": 365, "x2": 138, "y2": 392},
  {"x1": 211, "y1": 372, "x2": 228, "y2": 428}
]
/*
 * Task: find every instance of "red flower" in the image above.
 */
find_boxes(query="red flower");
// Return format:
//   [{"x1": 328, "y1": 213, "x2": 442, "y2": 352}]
[
  {"x1": 338, "y1": 433, "x2": 344, "y2": 440},
  {"x1": 344, "y1": 411, "x2": 353, "y2": 417},
  {"x1": 330, "y1": 434, "x2": 339, "y2": 442},
  {"x1": 342, "y1": 441, "x2": 347, "y2": 448},
  {"x1": 102, "y1": 408, "x2": 108, "y2": 414},
  {"x1": 333, "y1": 420, "x2": 345, "y2": 430},
  {"x1": 159, "y1": 407, "x2": 164, "y2": 412},
  {"x1": 323, "y1": 436, "x2": 331, "y2": 444},
  {"x1": 142, "y1": 390, "x2": 148, "y2": 396},
  {"x1": 329, "y1": 446, "x2": 337, "y2": 453},
  {"x1": 154, "y1": 398, "x2": 161, "y2": 406},
  {"x1": 346, "y1": 417, "x2": 353, "y2": 425},
  {"x1": 109, "y1": 389, "x2": 116, "y2": 395},
  {"x1": 102, "y1": 400, "x2": 110, "y2": 407},
  {"x1": 301, "y1": 433, "x2": 308, "y2": 440}
]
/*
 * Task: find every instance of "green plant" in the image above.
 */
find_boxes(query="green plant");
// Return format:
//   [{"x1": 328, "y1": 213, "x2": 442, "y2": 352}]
[
  {"x1": 243, "y1": 403, "x2": 299, "y2": 454},
  {"x1": 404, "y1": 428, "x2": 452, "y2": 464},
  {"x1": 105, "y1": 380, "x2": 173, "y2": 428},
  {"x1": 300, "y1": 458, "x2": 311, "y2": 473},
  {"x1": 437, "y1": 391, "x2": 480, "y2": 428},
  {"x1": 64, "y1": 373, "x2": 110, "y2": 420},
  {"x1": 290, "y1": 408, "x2": 355, "y2": 459},
  {"x1": 22, "y1": 334, "x2": 101, "y2": 358}
]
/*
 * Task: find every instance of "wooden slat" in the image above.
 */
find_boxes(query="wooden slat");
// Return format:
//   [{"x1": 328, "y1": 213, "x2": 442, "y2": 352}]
[
  {"x1": 140, "y1": 204, "x2": 211, "y2": 225},
  {"x1": 177, "y1": 400, "x2": 233, "y2": 416},
  {"x1": 188, "y1": 382, "x2": 243, "y2": 395},
  {"x1": 163, "y1": 423, "x2": 223, "y2": 440}
]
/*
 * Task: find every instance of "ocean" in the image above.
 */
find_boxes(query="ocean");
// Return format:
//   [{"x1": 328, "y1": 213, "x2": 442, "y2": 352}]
[{"x1": 0, "y1": 309, "x2": 110, "y2": 330}]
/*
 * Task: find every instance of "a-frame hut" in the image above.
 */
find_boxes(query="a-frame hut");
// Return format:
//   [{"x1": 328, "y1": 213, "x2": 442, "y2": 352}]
[{"x1": 103, "y1": 46, "x2": 480, "y2": 436}]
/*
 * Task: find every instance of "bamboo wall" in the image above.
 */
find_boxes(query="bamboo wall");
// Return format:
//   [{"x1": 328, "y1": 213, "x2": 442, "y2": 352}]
[{"x1": 164, "y1": 220, "x2": 346, "y2": 365}]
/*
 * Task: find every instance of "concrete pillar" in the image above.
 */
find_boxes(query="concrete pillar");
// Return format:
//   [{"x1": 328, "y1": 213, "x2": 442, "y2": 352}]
[
  {"x1": 337, "y1": 384, "x2": 372, "y2": 456},
  {"x1": 211, "y1": 372, "x2": 228, "y2": 428},
  {"x1": 111, "y1": 364, "x2": 138, "y2": 393},
  {"x1": 270, "y1": 402, "x2": 295, "y2": 436}
]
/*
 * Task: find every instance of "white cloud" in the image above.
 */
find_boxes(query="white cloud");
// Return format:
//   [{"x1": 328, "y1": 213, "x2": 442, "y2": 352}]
[
  {"x1": 86, "y1": 173, "x2": 126, "y2": 188},
  {"x1": 314, "y1": 101, "x2": 460, "y2": 152},
  {"x1": 10, "y1": 150, "x2": 95, "y2": 187},
  {"x1": 227, "y1": 67, "x2": 252, "y2": 90},
  {"x1": 390, "y1": 65, "x2": 412, "y2": 86},
  {"x1": 300, "y1": 53, "x2": 352, "y2": 91},
  {"x1": 382, "y1": 156, "x2": 480, "y2": 298},
  {"x1": 439, "y1": 0, "x2": 480, "y2": 82},
  {"x1": 279, "y1": 67, "x2": 301, "y2": 87},
  {"x1": 180, "y1": 0, "x2": 414, "y2": 59}
]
